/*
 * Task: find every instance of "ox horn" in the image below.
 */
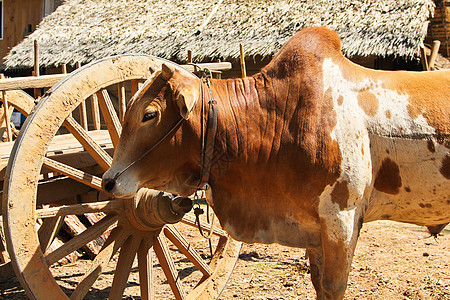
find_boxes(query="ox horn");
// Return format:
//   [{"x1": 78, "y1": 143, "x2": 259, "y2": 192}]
[
  {"x1": 161, "y1": 63, "x2": 175, "y2": 81},
  {"x1": 129, "y1": 63, "x2": 176, "y2": 104}
]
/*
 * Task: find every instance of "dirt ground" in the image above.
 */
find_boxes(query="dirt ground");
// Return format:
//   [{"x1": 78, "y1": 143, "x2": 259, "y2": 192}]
[{"x1": 0, "y1": 220, "x2": 449, "y2": 299}]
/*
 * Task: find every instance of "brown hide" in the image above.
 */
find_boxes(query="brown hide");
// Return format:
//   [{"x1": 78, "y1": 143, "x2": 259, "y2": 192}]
[
  {"x1": 104, "y1": 27, "x2": 450, "y2": 298},
  {"x1": 206, "y1": 28, "x2": 343, "y2": 242},
  {"x1": 108, "y1": 27, "x2": 343, "y2": 244}
]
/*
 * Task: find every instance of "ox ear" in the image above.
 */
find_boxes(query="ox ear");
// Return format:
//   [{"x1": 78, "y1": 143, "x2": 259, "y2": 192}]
[
  {"x1": 175, "y1": 87, "x2": 198, "y2": 119},
  {"x1": 161, "y1": 63, "x2": 198, "y2": 119}
]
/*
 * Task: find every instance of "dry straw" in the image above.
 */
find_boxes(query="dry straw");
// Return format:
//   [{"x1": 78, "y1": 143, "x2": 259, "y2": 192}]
[{"x1": 3, "y1": 0, "x2": 435, "y2": 68}]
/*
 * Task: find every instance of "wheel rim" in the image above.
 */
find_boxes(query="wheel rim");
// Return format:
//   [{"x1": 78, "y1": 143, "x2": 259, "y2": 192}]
[
  {"x1": 3, "y1": 55, "x2": 241, "y2": 299},
  {"x1": 0, "y1": 89, "x2": 35, "y2": 281}
]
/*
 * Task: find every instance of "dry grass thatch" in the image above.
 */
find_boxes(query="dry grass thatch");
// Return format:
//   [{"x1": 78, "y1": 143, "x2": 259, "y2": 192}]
[{"x1": 3, "y1": 0, "x2": 435, "y2": 68}]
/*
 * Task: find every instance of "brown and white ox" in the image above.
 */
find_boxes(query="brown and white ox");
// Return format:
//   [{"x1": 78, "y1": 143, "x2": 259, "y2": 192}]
[{"x1": 103, "y1": 27, "x2": 450, "y2": 299}]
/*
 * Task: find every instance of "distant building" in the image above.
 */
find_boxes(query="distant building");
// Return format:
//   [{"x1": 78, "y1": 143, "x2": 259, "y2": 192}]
[{"x1": 0, "y1": 0, "x2": 63, "y2": 66}]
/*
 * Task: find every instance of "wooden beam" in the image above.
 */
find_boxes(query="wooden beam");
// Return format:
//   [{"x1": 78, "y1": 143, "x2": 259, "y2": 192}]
[
  {"x1": 0, "y1": 74, "x2": 67, "y2": 91},
  {"x1": 0, "y1": 62, "x2": 231, "y2": 92},
  {"x1": 182, "y1": 62, "x2": 232, "y2": 72}
]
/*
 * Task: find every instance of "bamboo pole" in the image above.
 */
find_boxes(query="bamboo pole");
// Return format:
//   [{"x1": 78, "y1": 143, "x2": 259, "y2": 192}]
[
  {"x1": 33, "y1": 40, "x2": 41, "y2": 99},
  {"x1": 187, "y1": 50, "x2": 193, "y2": 64},
  {"x1": 239, "y1": 44, "x2": 247, "y2": 78},
  {"x1": 420, "y1": 46, "x2": 429, "y2": 71},
  {"x1": 118, "y1": 82, "x2": 126, "y2": 124},
  {"x1": 34, "y1": 40, "x2": 40, "y2": 77},
  {"x1": 428, "y1": 40, "x2": 441, "y2": 70},
  {"x1": 0, "y1": 74, "x2": 12, "y2": 142}
]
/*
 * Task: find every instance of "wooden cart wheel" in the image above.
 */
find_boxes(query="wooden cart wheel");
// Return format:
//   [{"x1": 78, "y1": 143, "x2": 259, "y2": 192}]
[
  {"x1": 0, "y1": 89, "x2": 35, "y2": 281},
  {"x1": 2, "y1": 55, "x2": 241, "y2": 299}
]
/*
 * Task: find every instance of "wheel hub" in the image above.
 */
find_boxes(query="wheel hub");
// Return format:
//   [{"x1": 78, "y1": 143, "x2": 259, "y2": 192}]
[{"x1": 124, "y1": 188, "x2": 193, "y2": 231}]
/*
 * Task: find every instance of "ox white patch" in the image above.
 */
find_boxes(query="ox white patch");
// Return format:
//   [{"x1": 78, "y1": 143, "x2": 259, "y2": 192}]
[
  {"x1": 318, "y1": 59, "x2": 374, "y2": 242},
  {"x1": 322, "y1": 58, "x2": 436, "y2": 138},
  {"x1": 319, "y1": 58, "x2": 449, "y2": 230}
]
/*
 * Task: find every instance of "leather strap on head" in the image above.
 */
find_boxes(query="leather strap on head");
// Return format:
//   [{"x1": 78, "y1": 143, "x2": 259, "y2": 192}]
[{"x1": 198, "y1": 75, "x2": 218, "y2": 188}]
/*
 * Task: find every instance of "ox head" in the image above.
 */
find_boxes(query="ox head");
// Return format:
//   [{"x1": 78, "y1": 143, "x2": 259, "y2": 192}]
[{"x1": 102, "y1": 63, "x2": 202, "y2": 198}]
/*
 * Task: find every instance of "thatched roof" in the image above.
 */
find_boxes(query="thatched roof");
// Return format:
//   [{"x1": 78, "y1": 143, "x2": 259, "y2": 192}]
[{"x1": 4, "y1": 0, "x2": 435, "y2": 68}]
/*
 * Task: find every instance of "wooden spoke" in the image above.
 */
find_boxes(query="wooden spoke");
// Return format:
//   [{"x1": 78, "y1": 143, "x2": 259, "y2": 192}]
[
  {"x1": 44, "y1": 214, "x2": 118, "y2": 266},
  {"x1": 181, "y1": 214, "x2": 227, "y2": 237},
  {"x1": 118, "y1": 82, "x2": 126, "y2": 124},
  {"x1": 38, "y1": 216, "x2": 64, "y2": 252},
  {"x1": 43, "y1": 157, "x2": 103, "y2": 191},
  {"x1": 90, "y1": 94, "x2": 101, "y2": 130},
  {"x1": 63, "y1": 116, "x2": 112, "y2": 171},
  {"x1": 70, "y1": 226, "x2": 128, "y2": 300},
  {"x1": 79, "y1": 100, "x2": 88, "y2": 130},
  {"x1": 109, "y1": 234, "x2": 141, "y2": 300},
  {"x1": 154, "y1": 232, "x2": 186, "y2": 300},
  {"x1": 0, "y1": 234, "x2": 9, "y2": 264},
  {"x1": 97, "y1": 89, "x2": 122, "y2": 147},
  {"x1": 36, "y1": 199, "x2": 123, "y2": 219},
  {"x1": 138, "y1": 238, "x2": 154, "y2": 300},
  {"x1": 164, "y1": 225, "x2": 213, "y2": 277}
]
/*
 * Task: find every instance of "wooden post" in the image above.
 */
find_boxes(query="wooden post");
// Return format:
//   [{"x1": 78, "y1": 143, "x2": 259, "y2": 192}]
[
  {"x1": 33, "y1": 40, "x2": 41, "y2": 99},
  {"x1": 131, "y1": 80, "x2": 139, "y2": 96},
  {"x1": 0, "y1": 74, "x2": 12, "y2": 142},
  {"x1": 428, "y1": 40, "x2": 441, "y2": 70},
  {"x1": 90, "y1": 94, "x2": 101, "y2": 130},
  {"x1": 187, "y1": 50, "x2": 193, "y2": 64},
  {"x1": 34, "y1": 40, "x2": 40, "y2": 77},
  {"x1": 420, "y1": 46, "x2": 429, "y2": 71},
  {"x1": 79, "y1": 99, "x2": 88, "y2": 130},
  {"x1": 239, "y1": 44, "x2": 247, "y2": 78},
  {"x1": 216, "y1": 59, "x2": 222, "y2": 79},
  {"x1": 443, "y1": 1, "x2": 449, "y2": 57},
  {"x1": 61, "y1": 64, "x2": 67, "y2": 74},
  {"x1": 75, "y1": 62, "x2": 88, "y2": 130},
  {"x1": 118, "y1": 82, "x2": 126, "y2": 124}
]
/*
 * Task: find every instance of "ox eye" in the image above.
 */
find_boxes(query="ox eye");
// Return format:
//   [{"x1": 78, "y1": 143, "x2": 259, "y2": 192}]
[{"x1": 142, "y1": 111, "x2": 158, "y2": 123}]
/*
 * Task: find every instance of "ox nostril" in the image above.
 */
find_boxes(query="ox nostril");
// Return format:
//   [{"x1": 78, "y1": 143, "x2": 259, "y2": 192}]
[{"x1": 104, "y1": 179, "x2": 116, "y2": 193}]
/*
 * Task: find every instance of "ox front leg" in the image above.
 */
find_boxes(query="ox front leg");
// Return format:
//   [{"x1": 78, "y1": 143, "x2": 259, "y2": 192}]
[
  {"x1": 306, "y1": 247, "x2": 325, "y2": 299},
  {"x1": 313, "y1": 208, "x2": 364, "y2": 299}
]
